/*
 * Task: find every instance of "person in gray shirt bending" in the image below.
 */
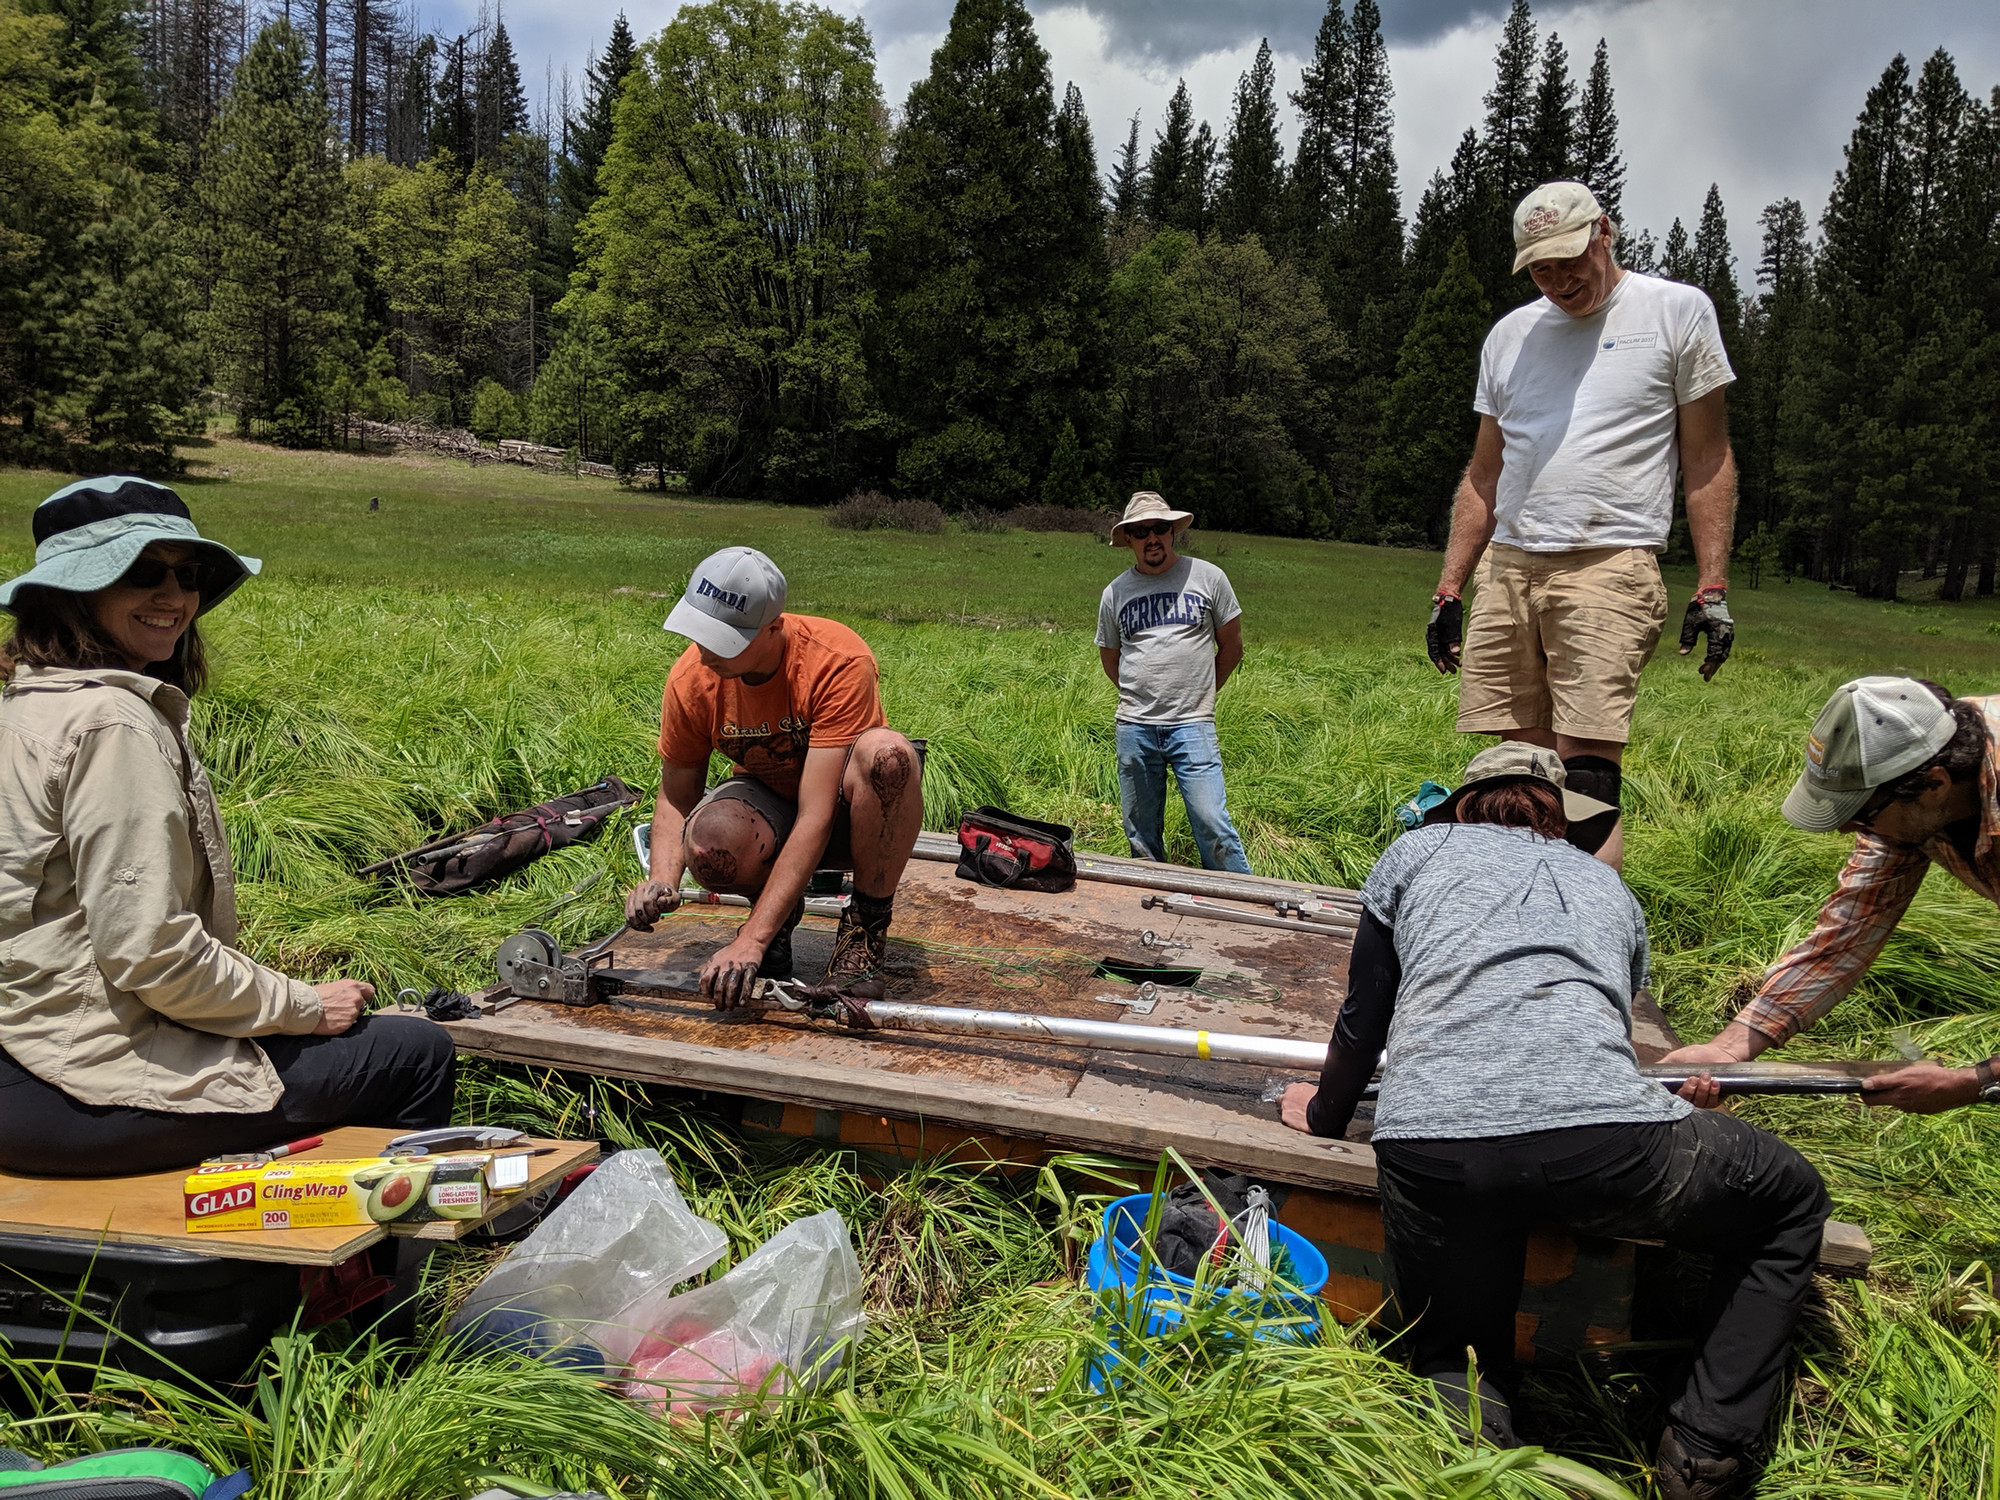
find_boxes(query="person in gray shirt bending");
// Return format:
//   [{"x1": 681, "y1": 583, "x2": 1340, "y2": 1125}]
[
  {"x1": 1279, "y1": 743, "x2": 1828, "y2": 1500},
  {"x1": 1095, "y1": 492, "x2": 1248, "y2": 872}
]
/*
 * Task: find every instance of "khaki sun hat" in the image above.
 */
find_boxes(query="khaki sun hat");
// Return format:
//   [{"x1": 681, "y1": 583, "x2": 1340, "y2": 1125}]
[
  {"x1": 1424, "y1": 741, "x2": 1618, "y2": 827},
  {"x1": 1111, "y1": 491, "x2": 1193, "y2": 545},
  {"x1": 1780, "y1": 677, "x2": 1958, "y2": 832},
  {"x1": 1512, "y1": 181, "x2": 1606, "y2": 273}
]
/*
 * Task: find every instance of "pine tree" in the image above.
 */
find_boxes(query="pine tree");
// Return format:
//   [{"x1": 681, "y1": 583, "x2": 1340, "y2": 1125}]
[
  {"x1": 1661, "y1": 217, "x2": 1692, "y2": 280},
  {"x1": 1573, "y1": 38, "x2": 1624, "y2": 221},
  {"x1": 3, "y1": 0, "x2": 199, "y2": 467},
  {"x1": 1481, "y1": 0, "x2": 1538, "y2": 206},
  {"x1": 1736, "y1": 197, "x2": 1809, "y2": 537},
  {"x1": 554, "y1": 12, "x2": 637, "y2": 267},
  {"x1": 1621, "y1": 225, "x2": 1658, "y2": 274},
  {"x1": 872, "y1": 0, "x2": 1109, "y2": 509},
  {"x1": 195, "y1": 18, "x2": 360, "y2": 444},
  {"x1": 430, "y1": 32, "x2": 474, "y2": 164},
  {"x1": 386, "y1": 32, "x2": 433, "y2": 164},
  {"x1": 473, "y1": 19, "x2": 526, "y2": 163},
  {"x1": 1523, "y1": 31, "x2": 1574, "y2": 188},
  {"x1": 1144, "y1": 79, "x2": 1203, "y2": 233},
  {"x1": 1041, "y1": 417, "x2": 1085, "y2": 505},
  {"x1": 1287, "y1": 0, "x2": 1350, "y2": 250},
  {"x1": 1216, "y1": 39, "x2": 1282, "y2": 241},
  {"x1": 1108, "y1": 114, "x2": 1145, "y2": 230},
  {"x1": 1408, "y1": 128, "x2": 1479, "y2": 285},
  {"x1": 1363, "y1": 236, "x2": 1490, "y2": 545},
  {"x1": 1690, "y1": 184, "x2": 1741, "y2": 347}
]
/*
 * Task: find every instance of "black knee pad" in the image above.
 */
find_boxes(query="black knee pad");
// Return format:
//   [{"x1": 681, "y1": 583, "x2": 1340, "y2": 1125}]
[{"x1": 1562, "y1": 755, "x2": 1622, "y2": 855}]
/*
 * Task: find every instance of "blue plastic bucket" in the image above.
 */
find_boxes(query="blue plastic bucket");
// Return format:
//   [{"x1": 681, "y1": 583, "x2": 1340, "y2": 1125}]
[{"x1": 1085, "y1": 1192, "x2": 1328, "y2": 1388}]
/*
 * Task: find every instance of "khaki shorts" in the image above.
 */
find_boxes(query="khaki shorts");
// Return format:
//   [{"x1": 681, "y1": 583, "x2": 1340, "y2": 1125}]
[{"x1": 1455, "y1": 544, "x2": 1667, "y2": 744}]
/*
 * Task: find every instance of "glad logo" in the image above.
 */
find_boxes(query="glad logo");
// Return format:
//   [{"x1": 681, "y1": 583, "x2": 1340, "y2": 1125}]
[
  {"x1": 186, "y1": 1183, "x2": 255, "y2": 1218},
  {"x1": 1524, "y1": 205, "x2": 1561, "y2": 235}
]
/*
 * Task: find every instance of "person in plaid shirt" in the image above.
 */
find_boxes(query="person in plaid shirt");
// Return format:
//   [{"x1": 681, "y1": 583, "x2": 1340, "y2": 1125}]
[{"x1": 1665, "y1": 677, "x2": 1998, "y2": 1113}]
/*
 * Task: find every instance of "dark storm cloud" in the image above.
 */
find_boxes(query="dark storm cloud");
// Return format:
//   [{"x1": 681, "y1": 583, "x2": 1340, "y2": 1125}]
[{"x1": 859, "y1": 0, "x2": 1518, "y2": 67}]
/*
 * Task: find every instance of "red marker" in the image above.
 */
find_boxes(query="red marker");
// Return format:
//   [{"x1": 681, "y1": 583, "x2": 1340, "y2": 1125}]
[{"x1": 266, "y1": 1135, "x2": 324, "y2": 1160}]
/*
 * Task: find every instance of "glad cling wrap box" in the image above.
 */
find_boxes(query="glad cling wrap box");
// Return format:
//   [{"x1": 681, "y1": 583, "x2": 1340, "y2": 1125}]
[{"x1": 184, "y1": 1154, "x2": 508, "y2": 1233}]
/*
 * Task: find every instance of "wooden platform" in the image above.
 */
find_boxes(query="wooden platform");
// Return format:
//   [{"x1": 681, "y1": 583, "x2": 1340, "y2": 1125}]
[
  {"x1": 441, "y1": 849, "x2": 1870, "y2": 1357},
  {"x1": 0, "y1": 1128, "x2": 597, "y2": 1266}
]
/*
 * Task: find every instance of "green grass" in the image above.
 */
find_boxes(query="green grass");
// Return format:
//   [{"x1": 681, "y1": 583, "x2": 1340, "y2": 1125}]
[{"x1": 3, "y1": 436, "x2": 2000, "y2": 1497}]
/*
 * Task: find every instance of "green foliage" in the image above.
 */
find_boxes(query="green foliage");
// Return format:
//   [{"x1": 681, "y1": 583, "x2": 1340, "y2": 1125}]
[
  {"x1": 1215, "y1": 39, "x2": 1283, "y2": 242},
  {"x1": 469, "y1": 376, "x2": 523, "y2": 441},
  {"x1": 351, "y1": 154, "x2": 530, "y2": 426},
  {"x1": 0, "y1": 0, "x2": 198, "y2": 470},
  {"x1": 578, "y1": 0, "x2": 883, "y2": 498},
  {"x1": 872, "y1": 0, "x2": 1107, "y2": 512},
  {"x1": 1039, "y1": 417, "x2": 1086, "y2": 507},
  {"x1": 195, "y1": 21, "x2": 362, "y2": 447},
  {"x1": 554, "y1": 11, "x2": 638, "y2": 269},
  {"x1": 1142, "y1": 78, "x2": 1209, "y2": 235},
  {"x1": 1107, "y1": 230, "x2": 1335, "y2": 535},
  {"x1": 526, "y1": 314, "x2": 622, "y2": 460},
  {"x1": 1363, "y1": 236, "x2": 1488, "y2": 546}
]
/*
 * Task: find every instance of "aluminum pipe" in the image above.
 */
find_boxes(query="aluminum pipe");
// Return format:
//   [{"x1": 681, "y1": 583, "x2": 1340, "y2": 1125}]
[
  {"x1": 851, "y1": 998, "x2": 1329, "y2": 1070},
  {"x1": 1140, "y1": 892, "x2": 1356, "y2": 935}
]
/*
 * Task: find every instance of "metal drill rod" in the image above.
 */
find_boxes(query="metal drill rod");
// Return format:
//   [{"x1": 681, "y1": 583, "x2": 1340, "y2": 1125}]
[{"x1": 1141, "y1": 891, "x2": 1357, "y2": 934}]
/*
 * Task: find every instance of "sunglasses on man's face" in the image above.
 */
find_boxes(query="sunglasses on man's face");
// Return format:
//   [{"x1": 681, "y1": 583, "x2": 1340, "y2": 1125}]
[
  {"x1": 118, "y1": 556, "x2": 206, "y2": 594},
  {"x1": 1127, "y1": 521, "x2": 1176, "y2": 539}
]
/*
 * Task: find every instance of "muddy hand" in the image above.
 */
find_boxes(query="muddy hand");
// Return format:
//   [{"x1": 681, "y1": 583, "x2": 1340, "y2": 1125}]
[
  {"x1": 700, "y1": 933, "x2": 766, "y2": 1010},
  {"x1": 1675, "y1": 1072, "x2": 1724, "y2": 1109},
  {"x1": 624, "y1": 879, "x2": 682, "y2": 933}
]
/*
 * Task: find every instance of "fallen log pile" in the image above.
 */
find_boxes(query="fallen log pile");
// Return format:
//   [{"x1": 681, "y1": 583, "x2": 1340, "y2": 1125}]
[{"x1": 353, "y1": 419, "x2": 618, "y2": 479}]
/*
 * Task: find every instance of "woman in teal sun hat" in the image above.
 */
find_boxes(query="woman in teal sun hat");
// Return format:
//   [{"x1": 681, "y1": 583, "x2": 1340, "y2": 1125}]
[{"x1": 0, "y1": 477, "x2": 457, "y2": 1176}]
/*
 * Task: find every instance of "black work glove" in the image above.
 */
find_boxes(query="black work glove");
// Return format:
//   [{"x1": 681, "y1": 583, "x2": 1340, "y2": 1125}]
[
  {"x1": 1677, "y1": 588, "x2": 1734, "y2": 681},
  {"x1": 1425, "y1": 593, "x2": 1463, "y2": 675}
]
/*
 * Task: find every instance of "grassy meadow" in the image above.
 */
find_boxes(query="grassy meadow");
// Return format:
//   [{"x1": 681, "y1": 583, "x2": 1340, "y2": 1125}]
[{"x1": 3, "y1": 437, "x2": 2000, "y2": 1498}]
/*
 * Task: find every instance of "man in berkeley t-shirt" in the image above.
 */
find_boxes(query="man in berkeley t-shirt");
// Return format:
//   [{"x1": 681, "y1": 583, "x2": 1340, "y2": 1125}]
[
  {"x1": 1423, "y1": 181, "x2": 1739, "y2": 870},
  {"x1": 1095, "y1": 492, "x2": 1250, "y2": 872}
]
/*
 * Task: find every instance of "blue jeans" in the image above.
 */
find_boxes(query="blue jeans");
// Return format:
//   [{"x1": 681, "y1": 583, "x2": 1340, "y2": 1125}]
[{"x1": 1115, "y1": 720, "x2": 1251, "y2": 873}]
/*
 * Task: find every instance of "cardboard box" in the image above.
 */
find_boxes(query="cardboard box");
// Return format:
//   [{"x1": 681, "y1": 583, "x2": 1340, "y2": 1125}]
[{"x1": 184, "y1": 1154, "x2": 512, "y2": 1233}]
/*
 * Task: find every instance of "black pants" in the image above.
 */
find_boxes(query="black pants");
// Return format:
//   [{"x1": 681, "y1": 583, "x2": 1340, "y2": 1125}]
[
  {"x1": 1374, "y1": 1108, "x2": 1831, "y2": 1453},
  {"x1": 0, "y1": 1015, "x2": 458, "y2": 1177}
]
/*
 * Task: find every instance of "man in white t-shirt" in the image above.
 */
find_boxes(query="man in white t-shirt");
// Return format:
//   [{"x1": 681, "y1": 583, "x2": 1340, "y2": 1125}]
[
  {"x1": 1425, "y1": 181, "x2": 1739, "y2": 869},
  {"x1": 1096, "y1": 492, "x2": 1249, "y2": 872}
]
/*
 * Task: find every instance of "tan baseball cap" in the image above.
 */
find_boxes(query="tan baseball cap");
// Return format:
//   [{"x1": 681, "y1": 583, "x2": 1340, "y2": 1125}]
[
  {"x1": 1780, "y1": 677, "x2": 1958, "y2": 832},
  {"x1": 1512, "y1": 182, "x2": 1606, "y2": 272},
  {"x1": 1425, "y1": 741, "x2": 1618, "y2": 827}
]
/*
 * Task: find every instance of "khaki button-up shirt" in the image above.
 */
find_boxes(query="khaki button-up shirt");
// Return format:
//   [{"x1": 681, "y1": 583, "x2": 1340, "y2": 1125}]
[{"x1": 0, "y1": 665, "x2": 322, "y2": 1113}]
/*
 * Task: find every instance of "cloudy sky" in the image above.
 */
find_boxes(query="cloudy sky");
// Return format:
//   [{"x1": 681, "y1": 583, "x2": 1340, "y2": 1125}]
[{"x1": 466, "y1": 0, "x2": 1999, "y2": 274}]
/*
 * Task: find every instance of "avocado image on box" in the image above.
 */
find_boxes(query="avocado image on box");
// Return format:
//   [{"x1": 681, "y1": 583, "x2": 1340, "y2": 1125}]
[{"x1": 184, "y1": 1154, "x2": 501, "y2": 1232}]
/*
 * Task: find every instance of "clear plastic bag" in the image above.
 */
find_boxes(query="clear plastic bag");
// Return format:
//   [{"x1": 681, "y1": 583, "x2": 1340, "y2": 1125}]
[
  {"x1": 622, "y1": 1209, "x2": 867, "y2": 1420},
  {"x1": 450, "y1": 1149, "x2": 729, "y2": 1367}
]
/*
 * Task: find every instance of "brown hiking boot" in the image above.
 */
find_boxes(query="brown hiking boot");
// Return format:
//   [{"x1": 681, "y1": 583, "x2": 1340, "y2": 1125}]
[
  {"x1": 1656, "y1": 1427, "x2": 1745, "y2": 1500},
  {"x1": 824, "y1": 892, "x2": 893, "y2": 1000}
]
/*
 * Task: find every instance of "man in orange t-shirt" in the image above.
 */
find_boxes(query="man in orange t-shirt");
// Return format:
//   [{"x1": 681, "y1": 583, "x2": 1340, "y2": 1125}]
[{"x1": 625, "y1": 547, "x2": 923, "y2": 1006}]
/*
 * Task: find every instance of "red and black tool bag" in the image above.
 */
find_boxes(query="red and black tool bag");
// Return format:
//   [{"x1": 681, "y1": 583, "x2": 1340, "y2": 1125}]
[
  {"x1": 403, "y1": 776, "x2": 639, "y2": 897},
  {"x1": 953, "y1": 806, "x2": 1077, "y2": 893}
]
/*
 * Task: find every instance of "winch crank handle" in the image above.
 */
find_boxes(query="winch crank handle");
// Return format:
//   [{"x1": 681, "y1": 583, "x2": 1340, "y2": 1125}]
[
  {"x1": 1140, "y1": 894, "x2": 1164, "y2": 911},
  {"x1": 573, "y1": 924, "x2": 632, "y2": 965}
]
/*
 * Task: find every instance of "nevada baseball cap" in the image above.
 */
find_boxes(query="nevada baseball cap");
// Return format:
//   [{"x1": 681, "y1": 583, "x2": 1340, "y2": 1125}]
[
  {"x1": 1781, "y1": 677, "x2": 1957, "y2": 832},
  {"x1": 1424, "y1": 741, "x2": 1618, "y2": 827},
  {"x1": 664, "y1": 546, "x2": 787, "y2": 658},
  {"x1": 1512, "y1": 181, "x2": 1605, "y2": 272}
]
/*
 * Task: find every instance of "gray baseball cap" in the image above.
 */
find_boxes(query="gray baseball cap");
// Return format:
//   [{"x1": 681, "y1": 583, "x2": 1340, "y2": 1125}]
[
  {"x1": 664, "y1": 546, "x2": 787, "y2": 658},
  {"x1": 0, "y1": 476, "x2": 260, "y2": 615},
  {"x1": 1781, "y1": 677, "x2": 1958, "y2": 832}
]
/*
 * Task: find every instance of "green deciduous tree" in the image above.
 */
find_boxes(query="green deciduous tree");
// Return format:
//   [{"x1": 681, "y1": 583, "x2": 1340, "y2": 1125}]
[
  {"x1": 872, "y1": 0, "x2": 1106, "y2": 509},
  {"x1": 354, "y1": 153, "x2": 529, "y2": 425},
  {"x1": 1107, "y1": 230, "x2": 1335, "y2": 534},
  {"x1": 195, "y1": 19, "x2": 362, "y2": 445},
  {"x1": 1363, "y1": 236, "x2": 1488, "y2": 546},
  {"x1": 582, "y1": 0, "x2": 883, "y2": 496}
]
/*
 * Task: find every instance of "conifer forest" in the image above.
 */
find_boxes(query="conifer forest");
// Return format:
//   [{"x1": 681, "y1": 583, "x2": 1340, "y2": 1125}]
[{"x1": 2, "y1": 0, "x2": 1995, "y2": 599}]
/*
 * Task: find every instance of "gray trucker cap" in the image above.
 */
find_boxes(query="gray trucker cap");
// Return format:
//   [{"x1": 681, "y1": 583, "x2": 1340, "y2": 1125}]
[{"x1": 1781, "y1": 677, "x2": 1957, "y2": 832}]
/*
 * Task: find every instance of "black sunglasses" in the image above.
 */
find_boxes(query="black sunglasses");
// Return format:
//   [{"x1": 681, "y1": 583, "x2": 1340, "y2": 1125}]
[
  {"x1": 1126, "y1": 521, "x2": 1176, "y2": 539},
  {"x1": 118, "y1": 555, "x2": 206, "y2": 593},
  {"x1": 1850, "y1": 787, "x2": 1900, "y2": 828}
]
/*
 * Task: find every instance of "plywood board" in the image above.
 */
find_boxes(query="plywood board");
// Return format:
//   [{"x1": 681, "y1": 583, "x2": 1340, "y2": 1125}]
[{"x1": 0, "y1": 1128, "x2": 597, "y2": 1266}]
